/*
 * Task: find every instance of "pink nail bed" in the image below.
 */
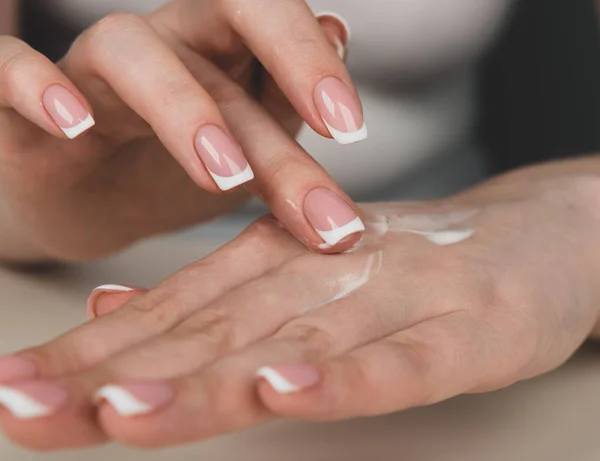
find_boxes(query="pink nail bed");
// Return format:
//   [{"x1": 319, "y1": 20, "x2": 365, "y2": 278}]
[
  {"x1": 42, "y1": 85, "x2": 95, "y2": 139},
  {"x1": 86, "y1": 284, "x2": 139, "y2": 319},
  {"x1": 304, "y1": 188, "x2": 365, "y2": 246},
  {"x1": 257, "y1": 364, "x2": 321, "y2": 394},
  {"x1": 314, "y1": 77, "x2": 367, "y2": 144},
  {"x1": 194, "y1": 125, "x2": 254, "y2": 191},
  {"x1": 0, "y1": 356, "x2": 37, "y2": 383},
  {"x1": 0, "y1": 381, "x2": 68, "y2": 419},
  {"x1": 95, "y1": 382, "x2": 174, "y2": 417}
]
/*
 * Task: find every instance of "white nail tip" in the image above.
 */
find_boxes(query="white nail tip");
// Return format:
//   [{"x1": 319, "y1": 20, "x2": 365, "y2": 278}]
[
  {"x1": 333, "y1": 37, "x2": 346, "y2": 60},
  {"x1": 61, "y1": 114, "x2": 95, "y2": 139},
  {"x1": 209, "y1": 164, "x2": 255, "y2": 191},
  {"x1": 0, "y1": 387, "x2": 51, "y2": 419},
  {"x1": 94, "y1": 386, "x2": 152, "y2": 417},
  {"x1": 315, "y1": 11, "x2": 352, "y2": 41},
  {"x1": 93, "y1": 284, "x2": 134, "y2": 293},
  {"x1": 315, "y1": 216, "x2": 366, "y2": 246},
  {"x1": 324, "y1": 120, "x2": 368, "y2": 145},
  {"x1": 256, "y1": 367, "x2": 299, "y2": 394}
]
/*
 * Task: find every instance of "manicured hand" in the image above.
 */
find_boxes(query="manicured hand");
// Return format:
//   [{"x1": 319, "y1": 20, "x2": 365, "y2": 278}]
[
  {"x1": 2, "y1": 159, "x2": 600, "y2": 449},
  {"x1": 0, "y1": 2, "x2": 363, "y2": 262}
]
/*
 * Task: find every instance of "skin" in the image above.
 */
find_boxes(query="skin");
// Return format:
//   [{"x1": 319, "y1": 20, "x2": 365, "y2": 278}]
[
  {"x1": 0, "y1": 0, "x2": 360, "y2": 262},
  {"x1": 3, "y1": 156, "x2": 600, "y2": 449},
  {"x1": 1, "y1": 0, "x2": 599, "y2": 453}
]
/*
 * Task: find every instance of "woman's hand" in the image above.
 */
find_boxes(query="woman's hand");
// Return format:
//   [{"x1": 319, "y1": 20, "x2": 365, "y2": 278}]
[
  {"x1": 0, "y1": 1, "x2": 363, "y2": 262},
  {"x1": 2, "y1": 158, "x2": 600, "y2": 450}
]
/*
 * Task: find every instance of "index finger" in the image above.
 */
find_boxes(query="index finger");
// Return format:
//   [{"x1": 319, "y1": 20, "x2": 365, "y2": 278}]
[
  {"x1": 178, "y1": 49, "x2": 365, "y2": 251},
  {"x1": 154, "y1": 0, "x2": 367, "y2": 145}
]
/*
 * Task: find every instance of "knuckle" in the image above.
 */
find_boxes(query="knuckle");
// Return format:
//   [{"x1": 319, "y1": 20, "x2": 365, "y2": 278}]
[
  {"x1": 0, "y1": 46, "x2": 33, "y2": 95},
  {"x1": 278, "y1": 324, "x2": 336, "y2": 359},
  {"x1": 172, "y1": 310, "x2": 238, "y2": 354},
  {"x1": 341, "y1": 353, "x2": 379, "y2": 394},
  {"x1": 206, "y1": 82, "x2": 246, "y2": 108},
  {"x1": 262, "y1": 153, "x2": 310, "y2": 193},
  {"x1": 243, "y1": 216, "x2": 286, "y2": 242},
  {"x1": 157, "y1": 78, "x2": 202, "y2": 113},
  {"x1": 400, "y1": 338, "x2": 460, "y2": 407},
  {"x1": 80, "y1": 12, "x2": 146, "y2": 57},
  {"x1": 488, "y1": 281, "x2": 540, "y2": 367},
  {"x1": 127, "y1": 290, "x2": 188, "y2": 327},
  {"x1": 94, "y1": 12, "x2": 146, "y2": 34}
]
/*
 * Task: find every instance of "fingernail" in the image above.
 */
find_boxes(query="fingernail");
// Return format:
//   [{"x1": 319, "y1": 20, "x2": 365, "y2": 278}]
[
  {"x1": 194, "y1": 125, "x2": 254, "y2": 191},
  {"x1": 316, "y1": 12, "x2": 352, "y2": 42},
  {"x1": 316, "y1": 12, "x2": 351, "y2": 59},
  {"x1": 314, "y1": 77, "x2": 367, "y2": 145},
  {"x1": 42, "y1": 85, "x2": 95, "y2": 139},
  {"x1": 304, "y1": 188, "x2": 365, "y2": 246},
  {"x1": 0, "y1": 356, "x2": 37, "y2": 383},
  {"x1": 94, "y1": 382, "x2": 173, "y2": 417},
  {"x1": 0, "y1": 381, "x2": 68, "y2": 419},
  {"x1": 87, "y1": 284, "x2": 140, "y2": 319},
  {"x1": 257, "y1": 364, "x2": 321, "y2": 394}
]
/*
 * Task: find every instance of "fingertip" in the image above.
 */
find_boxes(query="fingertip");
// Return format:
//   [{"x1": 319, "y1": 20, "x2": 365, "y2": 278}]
[
  {"x1": 316, "y1": 12, "x2": 351, "y2": 61},
  {"x1": 314, "y1": 231, "x2": 364, "y2": 254},
  {"x1": 304, "y1": 188, "x2": 365, "y2": 252},
  {"x1": 313, "y1": 77, "x2": 366, "y2": 145},
  {"x1": 255, "y1": 364, "x2": 329, "y2": 419},
  {"x1": 41, "y1": 84, "x2": 96, "y2": 140},
  {"x1": 316, "y1": 12, "x2": 352, "y2": 43},
  {"x1": 86, "y1": 285, "x2": 145, "y2": 319}
]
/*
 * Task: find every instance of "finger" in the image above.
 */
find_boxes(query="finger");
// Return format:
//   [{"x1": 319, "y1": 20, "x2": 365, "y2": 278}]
[
  {"x1": 258, "y1": 314, "x2": 492, "y2": 421},
  {"x1": 0, "y1": 36, "x2": 94, "y2": 139},
  {"x1": 84, "y1": 252, "x2": 460, "y2": 447},
  {"x1": 177, "y1": 49, "x2": 364, "y2": 251},
  {"x1": 75, "y1": 249, "x2": 381, "y2": 388},
  {"x1": 0, "y1": 245, "x2": 378, "y2": 449},
  {"x1": 86, "y1": 285, "x2": 147, "y2": 319},
  {"x1": 257, "y1": 14, "x2": 349, "y2": 136},
  {"x1": 0, "y1": 217, "x2": 302, "y2": 385},
  {"x1": 69, "y1": 13, "x2": 253, "y2": 192},
  {"x1": 316, "y1": 13, "x2": 351, "y2": 61},
  {"x1": 0, "y1": 218, "x2": 306, "y2": 450},
  {"x1": 154, "y1": 2, "x2": 366, "y2": 144}
]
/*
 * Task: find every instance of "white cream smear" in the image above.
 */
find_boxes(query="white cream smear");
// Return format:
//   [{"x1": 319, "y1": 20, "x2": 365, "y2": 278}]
[
  {"x1": 367, "y1": 209, "x2": 478, "y2": 246},
  {"x1": 326, "y1": 250, "x2": 383, "y2": 303},
  {"x1": 306, "y1": 210, "x2": 477, "y2": 310}
]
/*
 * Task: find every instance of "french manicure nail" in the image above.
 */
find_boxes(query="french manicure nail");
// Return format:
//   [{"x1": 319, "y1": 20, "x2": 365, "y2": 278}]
[
  {"x1": 42, "y1": 85, "x2": 95, "y2": 139},
  {"x1": 94, "y1": 382, "x2": 173, "y2": 417},
  {"x1": 87, "y1": 284, "x2": 139, "y2": 319},
  {"x1": 314, "y1": 77, "x2": 367, "y2": 145},
  {"x1": 304, "y1": 188, "x2": 365, "y2": 246},
  {"x1": 316, "y1": 12, "x2": 351, "y2": 59},
  {"x1": 194, "y1": 125, "x2": 254, "y2": 191},
  {"x1": 0, "y1": 356, "x2": 37, "y2": 383},
  {"x1": 316, "y1": 12, "x2": 352, "y2": 42},
  {"x1": 0, "y1": 381, "x2": 68, "y2": 419},
  {"x1": 257, "y1": 364, "x2": 321, "y2": 394}
]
